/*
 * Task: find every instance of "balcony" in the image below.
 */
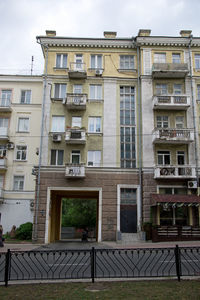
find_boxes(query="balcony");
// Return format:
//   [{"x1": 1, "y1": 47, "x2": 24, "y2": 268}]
[
  {"x1": 65, "y1": 164, "x2": 85, "y2": 178},
  {"x1": 154, "y1": 165, "x2": 196, "y2": 179},
  {"x1": 152, "y1": 128, "x2": 194, "y2": 144},
  {"x1": 153, "y1": 95, "x2": 190, "y2": 110},
  {"x1": 0, "y1": 98, "x2": 12, "y2": 112},
  {"x1": 0, "y1": 127, "x2": 9, "y2": 140},
  {"x1": 0, "y1": 158, "x2": 7, "y2": 171},
  {"x1": 68, "y1": 63, "x2": 87, "y2": 79},
  {"x1": 63, "y1": 94, "x2": 87, "y2": 110},
  {"x1": 152, "y1": 63, "x2": 189, "y2": 78},
  {"x1": 65, "y1": 128, "x2": 86, "y2": 144}
]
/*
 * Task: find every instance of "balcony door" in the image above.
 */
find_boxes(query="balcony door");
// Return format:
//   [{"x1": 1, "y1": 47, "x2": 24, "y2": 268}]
[{"x1": 71, "y1": 150, "x2": 80, "y2": 164}]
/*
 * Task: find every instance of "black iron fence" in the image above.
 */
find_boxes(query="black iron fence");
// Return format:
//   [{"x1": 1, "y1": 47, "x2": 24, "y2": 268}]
[{"x1": 0, "y1": 245, "x2": 200, "y2": 286}]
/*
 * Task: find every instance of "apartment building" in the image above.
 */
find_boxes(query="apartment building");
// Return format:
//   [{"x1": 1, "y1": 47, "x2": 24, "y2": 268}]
[
  {"x1": 34, "y1": 29, "x2": 200, "y2": 244},
  {"x1": 0, "y1": 75, "x2": 42, "y2": 233}
]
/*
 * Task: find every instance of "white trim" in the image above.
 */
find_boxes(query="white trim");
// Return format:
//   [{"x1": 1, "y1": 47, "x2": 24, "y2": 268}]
[
  {"x1": 117, "y1": 184, "x2": 141, "y2": 235},
  {"x1": 45, "y1": 187, "x2": 102, "y2": 244}
]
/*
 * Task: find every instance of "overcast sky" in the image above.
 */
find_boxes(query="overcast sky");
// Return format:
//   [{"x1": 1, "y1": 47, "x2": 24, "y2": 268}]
[{"x1": 1, "y1": 0, "x2": 200, "y2": 75}]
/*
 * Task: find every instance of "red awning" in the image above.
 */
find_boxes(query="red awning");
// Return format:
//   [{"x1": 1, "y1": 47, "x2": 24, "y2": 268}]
[{"x1": 151, "y1": 194, "x2": 200, "y2": 206}]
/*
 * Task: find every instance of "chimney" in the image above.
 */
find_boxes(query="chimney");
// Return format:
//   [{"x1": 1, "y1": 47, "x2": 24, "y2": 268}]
[
  {"x1": 104, "y1": 31, "x2": 117, "y2": 39},
  {"x1": 138, "y1": 29, "x2": 151, "y2": 37},
  {"x1": 180, "y1": 30, "x2": 192, "y2": 37},
  {"x1": 46, "y1": 30, "x2": 56, "y2": 37}
]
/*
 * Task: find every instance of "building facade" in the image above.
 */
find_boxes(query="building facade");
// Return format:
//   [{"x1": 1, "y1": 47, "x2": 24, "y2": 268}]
[
  {"x1": 0, "y1": 75, "x2": 42, "y2": 233},
  {"x1": 33, "y1": 29, "x2": 200, "y2": 244}
]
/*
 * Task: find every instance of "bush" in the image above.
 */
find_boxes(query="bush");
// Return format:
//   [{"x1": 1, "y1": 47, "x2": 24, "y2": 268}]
[{"x1": 16, "y1": 222, "x2": 33, "y2": 240}]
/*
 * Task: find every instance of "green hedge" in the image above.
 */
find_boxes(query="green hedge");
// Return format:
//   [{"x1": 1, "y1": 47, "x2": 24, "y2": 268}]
[{"x1": 16, "y1": 222, "x2": 33, "y2": 240}]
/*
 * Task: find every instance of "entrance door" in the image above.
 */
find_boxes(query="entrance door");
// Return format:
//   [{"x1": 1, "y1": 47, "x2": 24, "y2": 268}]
[{"x1": 120, "y1": 188, "x2": 137, "y2": 233}]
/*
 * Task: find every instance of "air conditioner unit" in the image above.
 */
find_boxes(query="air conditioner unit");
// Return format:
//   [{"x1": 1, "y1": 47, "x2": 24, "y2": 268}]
[
  {"x1": 30, "y1": 200, "x2": 34, "y2": 211},
  {"x1": 88, "y1": 161, "x2": 93, "y2": 166},
  {"x1": 7, "y1": 142, "x2": 14, "y2": 150},
  {"x1": 95, "y1": 69, "x2": 103, "y2": 76},
  {"x1": 32, "y1": 168, "x2": 37, "y2": 176},
  {"x1": 188, "y1": 181, "x2": 197, "y2": 189},
  {"x1": 52, "y1": 134, "x2": 62, "y2": 142}
]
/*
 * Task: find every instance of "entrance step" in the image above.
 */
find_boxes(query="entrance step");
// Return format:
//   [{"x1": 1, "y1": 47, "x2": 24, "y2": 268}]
[{"x1": 120, "y1": 232, "x2": 145, "y2": 244}]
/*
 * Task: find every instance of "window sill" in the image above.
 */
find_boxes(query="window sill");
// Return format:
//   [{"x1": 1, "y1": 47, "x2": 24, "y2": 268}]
[
  {"x1": 51, "y1": 98, "x2": 64, "y2": 102},
  {"x1": 14, "y1": 160, "x2": 27, "y2": 162},
  {"x1": 87, "y1": 132, "x2": 103, "y2": 136},
  {"x1": 88, "y1": 99, "x2": 104, "y2": 103},
  {"x1": 16, "y1": 131, "x2": 29, "y2": 133},
  {"x1": 118, "y1": 69, "x2": 137, "y2": 73},
  {"x1": 53, "y1": 67, "x2": 69, "y2": 71}
]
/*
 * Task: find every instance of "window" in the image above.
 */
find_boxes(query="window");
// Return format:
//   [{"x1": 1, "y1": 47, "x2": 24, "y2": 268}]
[
  {"x1": 89, "y1": 85, "x2": 102, "y2": 100},
  {"x1": 120, "y1": 86, "x2": 136, "y2": 168},
  {"x1": 72, "y1": 117, "x2": 81, "y2": 128},
  {"x1": 87, "y1": 151, "x2": 101, "y2": 167},
  {"x1": 154, "y1": 53, "x2": 166, "y2": 63},
  {"x1": 16, "y1": 145, "x2": 27, "y2": 161},
  {"x1": 71, "y1": 150, "x2": 80, "y2": 164},
  {"x1": 21, "y1": 90, "x2": 31, "y2": 104},
  {"x1": 177, "y1": 151, "x2": 185, "y2": 165},
  {"x1": 73, "y1": 85, "x2": 82, "y2": 94},
  {"x1": 173, "y1": 84, "x2": 182, "y2": 95},
  {"x1": 1, "y1": 90, "x2": 11, "y2": 106},
  {"x1": 197, "y1": 85, "x2": 200, "y2": 100},
  {"x1": 121, "y1": 188, "x2": 137, "y2": 205},
  {"x1": 172, "y1": 53, "x2": 181, "y2": 64},
  {"x1": 51, "y1": 116, "x2": 65, "y2": 132},
  {"x1": 75, "y1": 54, "x2": 83, "y2": 70},
  {"x1": 0, "y1": 145, "x2": 6, "y2": 158},
  {"x1": 90, "y1": 55, "x2": 102, "y2": 69},
  {"x1": 195, "y1": 54, "x2": 200, "y2": 70},
  {"x1": 155, "y1": 84, "x2": 168, "y2": 95},
  {"x1": 157, "y1": 151, "x2": 170, "y2": 165},
  {"x1": 54, "y1": 84, "x2": 66, "y2": 99},
  {"x1": 0, "y1": 118, "x2": 8, "y2": 128},
  {"x1": 175, "y1": 116, "x2": 184, "y2": 129},
  {"x1": 88, "y1": 117, "x2": 101, "y2": 133},
  {"x1": 0, "y1": 175, "x2": 4, "y2": 189},
  {"x1": 50, "y1": 149, "x2": 64, "y2": 165},
  {"x1": 120, "y1": 55, "x2": 134, "y2": 69},
  {"x1": 156, "y1": 116, "x2": 169, "y2": 128},
  {"x1": 56, "y1": 54, "x2": 67, "y2": 68},
  {"x1": 18, "y1": 118, "x2": 29, "y2": 132},
  {"x1": 13, "y1": 176, "x2": 24, "y2": 191}
]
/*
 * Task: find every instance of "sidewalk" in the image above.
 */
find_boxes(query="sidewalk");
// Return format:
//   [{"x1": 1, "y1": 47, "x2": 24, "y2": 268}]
[{"x1": 1, "y1": 240, "x2": 200, "y2": 252}]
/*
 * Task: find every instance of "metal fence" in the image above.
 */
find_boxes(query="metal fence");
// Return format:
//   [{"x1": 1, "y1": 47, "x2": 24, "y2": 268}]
[{"x1": 0, "y1": 245, "x2": 200, "y2": 286}]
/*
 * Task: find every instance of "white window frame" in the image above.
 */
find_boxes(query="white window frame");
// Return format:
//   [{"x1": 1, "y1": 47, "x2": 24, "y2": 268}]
[
  {"x1": 155, "y1": 84, "x2": 168, "y2": 95},
  {"x1": 89, "y1": 84, "x2": 102, "y2": 100},
  {"x1": 75, "y1": 54, "x2": 83, "y2": 70},
  {"x1": 173, "y1": 84, "x2": 182, "y2": 95},
  {"x1": 54, "y1": 83, "x2": 67, "y2": 99},
  {"x1": 56, "y1": 54, "x2": 67, "y2": 68},
  {"x1": 154, "y1": 53, "x2": 166, "y2": 63},
  {"x1": 73, "y1": 84, "x2": 82, "y2": 94},
  {"x1": 195, "y1": 54, "x2": 200, "y2": 70},
  {"x1": 0, "y1": 145, "x2": 6, "y2": 158},
  {"x1": 157, "y1": 151, "x2": 171, "y2": 165},
  {"x1": 90, "y1": 55, "x2": 102, "y2": 69},
  {"x1": 13, "y1": 175, "x2": 24, "y2": 191},
  {"x1": 20, "y1": 90, "x2": 31, "y2": 104},
  {"x1": 50, "y1": 149, "x2": 64, "y2": 166},
  {"x1": 72, "y1": 117, "x2": 82, "y2": 128},
  {"x1": 172, "y1": 53, "x2": 181, "y2": 64},
  {"x1": 120, "y1": 55, "x2": 135, "y2": 70},
  {"x1": 1, "y1": 90, "x2": 12, "y2": 106},
  {"x1": 87, "y1": 150, "x2": 101, "y2": 167},
  {"x1": 175, "y1": 116, "x2": 184, "y2": 129},
  {"x1": 197, "y1": 84, "x2": 200, "y2": 100},
  {"x1": 88, "y1": 117, "x2": 101, "y2": 133},
  {"x1": 156, "y1": 116, "x2": 169, "y2": 128},
  {"x1": 18, "y1": 117, "x2": 29, "y2": 132},
  {"x1": 51, "y1": 116, "x2": 65, "y2": 133},
  {"x1": 16, "y1": 145, "x2": 27, "y2": 161},
  {"x1": 71, "y1": 150, "x2": 80, "y2": 164},
  {"x1": 177, "y1": 151, "x2": 185, "y2": 165}
]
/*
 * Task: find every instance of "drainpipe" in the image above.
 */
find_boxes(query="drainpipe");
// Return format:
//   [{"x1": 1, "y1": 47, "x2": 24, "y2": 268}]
[
  {"x1": 136, "y1": 40, "x2": 143, "y2": 230},
  {"x1": 188, "y1": 35, "x2": 199, "y2": 192},
  {"x1": 33, "y1": 40, "x2": 49, "y2": 241}
]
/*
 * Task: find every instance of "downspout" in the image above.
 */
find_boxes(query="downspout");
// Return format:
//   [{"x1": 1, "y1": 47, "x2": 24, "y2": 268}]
[
  {"x1": 188, "y1": 35, "x2": 199, "y2": 191},
  {"x1": 136, "y1": 39, "x2": 143, "y2": 230},
  {"x1": 33, "y1": 40, "x2": 49, "y2": 241}
]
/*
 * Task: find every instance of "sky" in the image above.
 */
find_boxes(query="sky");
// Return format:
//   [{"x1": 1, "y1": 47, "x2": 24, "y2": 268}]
[{"x1": 1, "y1": 0, "x2": 200, "y2": 75}]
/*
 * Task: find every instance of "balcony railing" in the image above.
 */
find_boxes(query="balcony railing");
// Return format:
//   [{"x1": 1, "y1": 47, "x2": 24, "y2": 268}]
[
  {"x1": 68, "y1": 62, "x2": 87, "y2": 79},
  {"x1": 152, "y1": 128, "x2": 194, "y2": 144},
  {"x1": 0, "y1": 98, "x2": 12, "y2": 112},
  {"x1": 0, "y1": 127, "x2": 9, "y2": 140},
  {"x1": 153, "y1": 95, "x2": 190, "y2": 110},
  {"x1": 154, "y1": 165, "x2": 196, "y2": 179},
  {"x1": 152, "y1": 63, "x2": 189, "y2": 78},
  {"x1": 65, "y1": 128, "x2": 86, "y2": 144},
  {"x1": 65, "y1": 164, "x2": 85, "y2": 178},
  {"x1": 152, "y1": 226, "x2": 200, "y2": 242},
  {"x1": 63, "y1": 93, "x2": 87, "y2": 110},
  {"x1": 0, "y1": 158, "x2": 7, "y2": 170}
]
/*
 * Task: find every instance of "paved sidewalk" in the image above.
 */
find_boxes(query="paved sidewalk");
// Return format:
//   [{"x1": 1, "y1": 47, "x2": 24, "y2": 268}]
[{"x1": 1, "y1": 239, "x2": 200, "y2": 252}]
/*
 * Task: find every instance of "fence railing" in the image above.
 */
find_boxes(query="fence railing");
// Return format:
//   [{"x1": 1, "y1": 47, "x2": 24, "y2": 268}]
[{"x1": 0, "y1": 245, "x2": 200, "y2": 286}]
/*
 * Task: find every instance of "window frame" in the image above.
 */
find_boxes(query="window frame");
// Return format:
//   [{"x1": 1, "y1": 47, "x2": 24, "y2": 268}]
[
  {"x1": 156, "y1": 115, "x2": 169, "y2": 128},
  {"x1": 157, "y1": 150, "x2": 171, "y2": 165},
  {"x1": 51, "y1": 115, "x2": 65, "y2": 133},
  {"x1": 90, "y1": 54, "x2": 103, "y2": 69},
  {"x1": 20, "y1": 90, "x2": 31, "y2": 104},
  {"x1": 88, "y1": 117, "x2": 101, "y2": 133},
  {"x1": 87, "y1": 150, "x2": 101, "y2": 167},
  {"x1": 55, "y1": 54, "x2": 68, "y2": 68},
  {"x1": 155, "y1": 84, "x2": 168, "y2": 95},
  {"x1": 18, "y1": 117, "x2": 30, "y2": 132},
  {"x1": 154, "y1": 53, "x2": 166, "y2": 63},
  {"x1": 50, "y1": 149, "x2": 64, "y2": 166},
  {"x1": 15, "y1": 145, "x2": 27, "y2": 161},
  {"x1": 119, "y1": 55, "x2": 135, "y2": 70},
  {"x1": 54, "y1": 83, "x2": 67, "y2": 99},
  {"x1": 172, "y1": 53, "x2": 181, "y2": 64},
  {"x1": 195, "y1": 54, "x2": 200, "y2": 70},
  {"x1": 13, "y1": 175, "x2": 24, "y2": 191},
  {"x1": 89, "y1": 84, "x2": 102, "y2": 100},
  {"x1": 1, "y1": 90, "x2": 12, "y2": 106}
]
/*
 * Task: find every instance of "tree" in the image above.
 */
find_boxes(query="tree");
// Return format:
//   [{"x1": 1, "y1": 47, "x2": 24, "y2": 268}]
[{"x1": 62, "y1": 198, "x2": 96, "y2": 229}]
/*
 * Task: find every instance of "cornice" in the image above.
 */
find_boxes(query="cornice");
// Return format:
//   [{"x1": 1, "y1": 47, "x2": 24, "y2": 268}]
[{"x1": 136, "y1": 36, "x2": 200, "y2": 47}]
